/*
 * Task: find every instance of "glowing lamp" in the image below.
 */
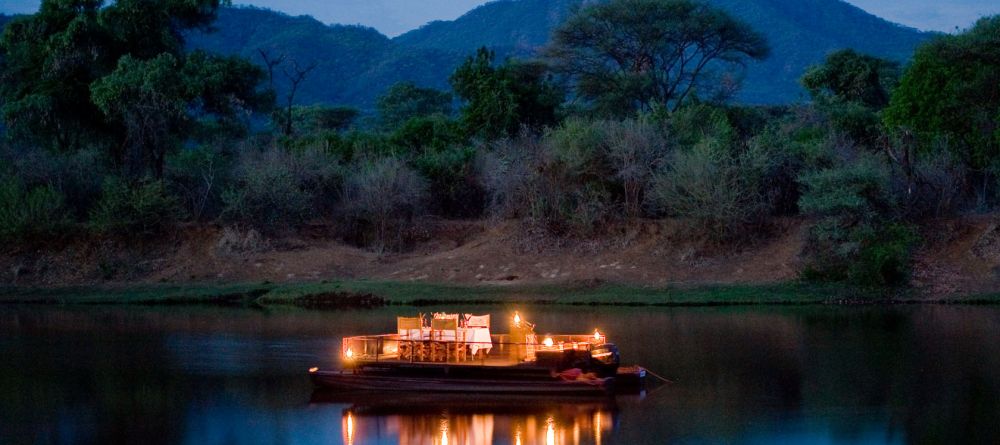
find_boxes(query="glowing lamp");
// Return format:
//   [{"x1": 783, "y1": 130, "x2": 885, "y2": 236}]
[
  {"x1": 513, "y1": 311, "x2": 522, "y2": 328},
  {"x1": 594, "y1": 329, "x2": 602, "y2": 341},
  {"x1": 308, "y1": 367, "x2": 319, "y2": 373},
  {"x1": 543, "y1": 336, "x2": 554, "y2": 347},
  {"x1": 345, "y1": 347, "x2": 354, "y2": 359}
]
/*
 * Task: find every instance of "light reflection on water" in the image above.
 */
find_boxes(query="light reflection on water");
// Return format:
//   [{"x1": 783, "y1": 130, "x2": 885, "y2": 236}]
[
  {"x1": 336, "y1": 404, "x2": 612, "y2": 445},
  {"x1": 0, "y1": 304, "x2": 998, "y2": 444}
]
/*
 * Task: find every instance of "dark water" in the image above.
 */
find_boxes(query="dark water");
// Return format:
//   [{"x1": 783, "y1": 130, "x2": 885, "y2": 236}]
[{"x1": 1, "y1": 304, "x2": 998, "y2": 444}]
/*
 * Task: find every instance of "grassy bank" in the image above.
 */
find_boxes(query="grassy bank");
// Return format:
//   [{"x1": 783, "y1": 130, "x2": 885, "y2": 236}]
[{"x1": 2, "y1": 279, "x2": 997, "y2": 308}]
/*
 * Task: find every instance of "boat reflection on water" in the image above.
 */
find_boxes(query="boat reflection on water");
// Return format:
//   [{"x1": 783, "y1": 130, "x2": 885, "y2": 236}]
[{"x1": 315, "y1": 390, "x2": 617, "y2": 445}]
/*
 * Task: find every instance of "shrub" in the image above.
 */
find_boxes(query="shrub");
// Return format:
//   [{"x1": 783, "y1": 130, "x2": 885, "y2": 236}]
[
  {"x1": 340, "y1": 157, "x2": 427, "y2": 251},
  {"x1": 1, "y1": 145, "x2": 106, "y2": 218},
  {"x1": 481, "y1": 118, "x2": 669, "y2": 235},
  {"x1": 0, "y1": 175, "x2": 70, "y2": 242},
  {"x1": 478, "y1": 133, "x2": 544, "y2": 219},
  {"x1": 798, "y1": 155, "x2": 919, "y2": 286},
  {"x1": 646, "y1": 138, "x2": 776, "y2": 240},
  {"x1": 526, "y1": 119, "x2": 617, "y2": 233},
  {"x1": 413, "y1": 145, "x2": 485, "y2": 218},
  {"x1": 220, "y1": 146, "x2": 326, "y2": 231},
  {"x1": 389, "y1": 115, "x2": 466, "y2": 153},
  {"x1": 165, "y1": 146, "x2": 229, "y2": 221},
  {"x1": 602, "y1": 119, "x2": 668, "y2": 216},
  {"x1": 88, "y1": 177, "x2": 182, "y2": 236}
]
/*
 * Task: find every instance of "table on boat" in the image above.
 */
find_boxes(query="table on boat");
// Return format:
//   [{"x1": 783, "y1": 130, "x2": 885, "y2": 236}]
[{"x1": 399, "y1": 327, "x2": 493, "y2": 355}]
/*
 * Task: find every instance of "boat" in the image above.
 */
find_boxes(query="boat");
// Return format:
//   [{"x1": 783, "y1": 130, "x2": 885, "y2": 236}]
[{"x1": 308, "y1": 311, "x2": 647, "y2": 395}]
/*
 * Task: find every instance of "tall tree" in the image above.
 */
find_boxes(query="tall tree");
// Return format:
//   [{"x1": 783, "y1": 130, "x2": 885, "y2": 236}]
[
  {"x1": 884, "y1": 16, "x2": 1000, "y2": 172},
  {"x1": 801, "y1": 49, "x2": 900, "y2": 145},
  {"x1": 0, "y1": 0, "x2": 267, "y2": 178},
  {"x1": 376, "y1": 82, "x2": 452, "y2": 130},
  {"x1": 802, "y1": 49, "x2": 899, "y2": 109},
  {"x1": 450, "y1": 48, "x2": 562, "y2": 139},
  {"x1": 546, "y1": 0, "x2": 769, "y2": 115},
  {"x1": 0, "y1": 0, "x2": 114, "y2": 151}
]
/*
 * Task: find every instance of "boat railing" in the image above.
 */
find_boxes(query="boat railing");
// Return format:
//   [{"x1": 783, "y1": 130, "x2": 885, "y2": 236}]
[{"x1": 340, "y1": 333, "x2": 606, "y2": 366}]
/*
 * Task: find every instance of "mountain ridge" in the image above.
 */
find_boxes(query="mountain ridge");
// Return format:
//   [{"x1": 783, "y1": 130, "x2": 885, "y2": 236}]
[{"x1": 4, "y1": 1, "x2": 933, "y2": 109}]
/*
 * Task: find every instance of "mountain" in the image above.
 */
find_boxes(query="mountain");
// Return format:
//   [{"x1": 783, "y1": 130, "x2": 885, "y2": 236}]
[
  {"x1": 396, "y1": 0, "x2": 931, "y2": 103},
  {"x1": 6, "y1": 1, "x2": 933, "y2": 109},
  {"x1": 185, "y1": 7, "x2": 467, "y2": 110}
]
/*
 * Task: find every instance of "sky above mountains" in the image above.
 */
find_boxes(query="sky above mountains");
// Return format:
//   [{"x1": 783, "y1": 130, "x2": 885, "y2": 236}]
[{"x1": 3, "y1": 0, "x2": 998, "y2": 36}]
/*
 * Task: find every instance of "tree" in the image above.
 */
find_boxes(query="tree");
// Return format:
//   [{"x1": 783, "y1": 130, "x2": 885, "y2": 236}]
[
  {"x1": 884, "y1": 16, "x2": 1000, "y2": 173},
  {"x1": 91, "y1": 51, "x2": 266, "y2": 178},
  {"x1": 0, "y1": 0, "x2": 115, "y2": 151},
  {"x1": 0, "y1": 0, "x2": 232, "y2": 151},
  {"x1": 291, "y1": 105, "x2": 359, "y2": 134},
  {"x1": 546, "y1": 0, "x2": 769, "y2": 115},
  {"x1": 802, "y1": 49, "x2": 900, "y2": 145},
  {"x1": 802, "y1": 49, "x2": 899, "y2": 109},
  {"x1": 376, "y1": 82, "x2": 452, "y2": 130},
  {"x1": 450, "y1": 48, "x2": 563, "y2": 139},
  {"x1": 91, "y1": 54, "x2": 187, "y2": 179}
]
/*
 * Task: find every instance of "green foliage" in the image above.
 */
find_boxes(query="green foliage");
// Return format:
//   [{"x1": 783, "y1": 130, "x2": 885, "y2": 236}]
[
  {"x1": 802, "y1": 49, "x2": 899, "y2": 108},
  {"x1": 850, "y1": 223, "x2": 919, "y2": 286},
  {"x1": 547, "y1": 0, "x2": 769, "y2": 115},
  {"x1": 798, "y1": 156, "x2": 893, "y2": 220},
  {"x1": 646, "y1": 137, "x2": 777, "y2": 239},
  {"x1": 165, "y1": 146, "x2": 230, "y2": 221},
  {"x1": 802, "y1": 49, "x2": 899, "y2": 145},
  {"x1": 884, "y1": 16, "x2": 1000, "y2": 171},
  {"x1": 377, "y1": 82, "x2": 452, "y2": 129},
  {"x1": 798, "y1": 156, "x2": 917, "y2": 286},
  {"x1": 0, "y1": 175, "x2": 69, "y2": 242},
  {"x1": 91, "y1": 53, "x2": 188, "y2": 178},
  {"x1": 413, "y1": 145, "x2": 484, "y2": 217},
  {"x1": 389, "y1": 115, "x2": 466, "y2": 153},
  {"x1": 450, "y1": 48, "x2": 562, "y2": 139},
  {"x1": 289, "y1": 105, "x2": 359, "y2": 134},
  {"x1": 0, "y1": 0, "x2": 231, "y2": 146},
  {"x1": 88, "y1": 177, "x2": 182, "y2": 236}
]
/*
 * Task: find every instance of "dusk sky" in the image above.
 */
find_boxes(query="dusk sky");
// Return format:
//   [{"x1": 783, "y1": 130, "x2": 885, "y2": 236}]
[{"x1": 3, "y1": 0, "x2": 999, "y2": 36}]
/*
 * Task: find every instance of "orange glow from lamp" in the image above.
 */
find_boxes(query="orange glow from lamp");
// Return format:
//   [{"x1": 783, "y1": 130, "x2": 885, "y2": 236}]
[
  {"x1": 345, "y1": 347, "x2": 354, "y2": 360},
  {"x1": 543, "y1": 337, "x2": 554, "y2": 347},
  {"x1": 513, "y1": 311, "x2": 522, "y2": 328},
  {"x1": 344, "y1": 411, "x2": 355, "y2": 445},
  {"x1": 594, "y1": 329, "x2": 602, "y2": 342},
  {"x1": 546, "y1": 416, "x2": 556, "y2": 445}
]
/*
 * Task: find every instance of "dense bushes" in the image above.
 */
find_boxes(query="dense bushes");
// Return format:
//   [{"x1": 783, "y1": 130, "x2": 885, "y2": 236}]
[
  {"x1": 221, "y1": 146, "x2": 338, "y2": 231},
  {"x1": 88, "y1": 177, "x2": 181, "y2": 236},
  {"x1": 340, "y1": 157, "x2": 427, "y2": 251},
  {"x1": 0, "y1": 175, "x2": 69, "y2": 242}
]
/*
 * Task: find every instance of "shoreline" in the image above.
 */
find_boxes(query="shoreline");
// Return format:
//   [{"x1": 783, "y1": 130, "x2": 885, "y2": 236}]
[{"x1": 1, "y1": 279, "x2": 997, "y2": 308}]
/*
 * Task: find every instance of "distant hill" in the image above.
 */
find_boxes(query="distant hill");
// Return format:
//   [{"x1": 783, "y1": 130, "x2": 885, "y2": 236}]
[
  {"x1": 5, "y1": 1, "x2": 933, "y2": 109},
  {"x1": 186, "y1": 7, "x2": 467, "y2": 110},
  {"x1": 396, "y1": 0, "x2": 931, "y2": 103}
]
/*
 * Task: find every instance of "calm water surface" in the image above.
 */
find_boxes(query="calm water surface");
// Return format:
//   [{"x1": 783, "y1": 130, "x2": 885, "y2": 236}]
[{"x1": 1, "y1": 304, "x2": 998, "y2": 444}]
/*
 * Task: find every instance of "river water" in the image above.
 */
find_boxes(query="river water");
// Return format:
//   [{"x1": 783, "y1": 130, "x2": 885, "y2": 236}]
[{"x1": 0, "y1": 304, "x2": 997, "y2": 444}]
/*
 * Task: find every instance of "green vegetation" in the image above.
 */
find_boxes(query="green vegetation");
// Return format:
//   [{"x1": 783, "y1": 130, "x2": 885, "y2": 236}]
[
  {"x1": 1, "y1": 1, "x2": 999, "y2": 296},
  {"x1": 0, "y1": 279, "x2": 910, "y2": 306},
  {"x1": 4, "y1": 278, "x2": 998, "y2": 307}
]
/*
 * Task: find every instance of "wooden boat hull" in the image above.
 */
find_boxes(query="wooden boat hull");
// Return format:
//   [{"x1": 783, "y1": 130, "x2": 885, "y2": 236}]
[{"x1": 310, "y1": 369, "x2": 614, "y2": 395}]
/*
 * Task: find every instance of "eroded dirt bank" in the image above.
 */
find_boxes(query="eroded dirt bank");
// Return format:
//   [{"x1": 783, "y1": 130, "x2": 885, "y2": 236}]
[{"x1": 3, "y1": 216, "x2": 999, "y2": 298}]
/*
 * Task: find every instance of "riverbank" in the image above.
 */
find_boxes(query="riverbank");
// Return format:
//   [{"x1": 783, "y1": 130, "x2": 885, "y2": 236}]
[
  {"x1": 2, "y1": 279, "x2": 998, "y2": 307},
  {"x1": 4, "y1": 216, "x2": 1000, "y2": 304}
]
